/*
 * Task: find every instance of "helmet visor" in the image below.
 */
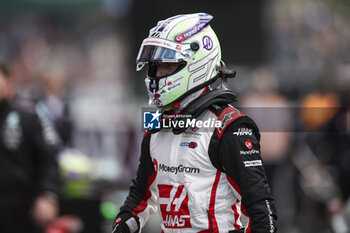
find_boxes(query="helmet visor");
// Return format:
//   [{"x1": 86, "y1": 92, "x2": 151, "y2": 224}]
[
  {"x1": 137, "y1": 45, "x2": 179, "y2": 62},
  {"x1": 136, "y1": 38, "x2": 191, "y2": 71}
]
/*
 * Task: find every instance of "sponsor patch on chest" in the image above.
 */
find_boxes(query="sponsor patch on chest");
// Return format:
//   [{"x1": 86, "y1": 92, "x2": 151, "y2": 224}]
[
  {"x1": 158, "y1": 163, "x2": 200, "y2": 175},
  {"x1": 180, "y1": 141, "x2": 198, "y2": 149},
  {"x1": 158, "y1": 183, "x2": 192, "y2": 228}
]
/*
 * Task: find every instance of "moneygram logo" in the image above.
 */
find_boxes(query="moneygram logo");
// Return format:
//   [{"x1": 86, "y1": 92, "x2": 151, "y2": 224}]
[
  {"x1": 240, "y1": 149, "x2": 259, "y2": 155},
  {"x1": 159, "y1": 163, "x2": 200, "y2": 175}
]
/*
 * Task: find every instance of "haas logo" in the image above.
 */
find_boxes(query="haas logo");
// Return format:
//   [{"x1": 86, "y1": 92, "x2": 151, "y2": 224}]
[{"x1": 158, "y1": 183, "x2": 191, "y2": 228}]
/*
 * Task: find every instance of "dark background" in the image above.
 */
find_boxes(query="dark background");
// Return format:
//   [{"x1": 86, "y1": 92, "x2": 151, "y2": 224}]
[{"x1": 129, "y1": 0, "x2": 265, "y2": 65}]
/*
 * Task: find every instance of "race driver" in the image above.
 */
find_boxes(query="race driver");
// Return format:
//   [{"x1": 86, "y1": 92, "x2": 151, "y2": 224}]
[{"x1": 112, "y1": 13, "x2": 278, "y2": 233}]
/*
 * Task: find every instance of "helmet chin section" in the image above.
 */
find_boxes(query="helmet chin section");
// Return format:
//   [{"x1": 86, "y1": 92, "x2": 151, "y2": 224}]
[
  {"x1": 153, "y1": 98, "x2": 163, "y2": 108},
  {"x1": 149, "y1": 97, "x2": 164, "y2": 109}
]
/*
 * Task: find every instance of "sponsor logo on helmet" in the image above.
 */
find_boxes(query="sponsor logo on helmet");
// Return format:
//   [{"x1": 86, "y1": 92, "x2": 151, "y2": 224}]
[
  {"x1": 168, "y1": 83, "x2": 181, "y2": 91},
  {"x1": 143, "y1": 40, "x2": 173, "y2": 50},
  {"x1": 174, "y1": 20, "x2": 210, "y2": 42},
  {"x1": 176, "y1": 35, "x2": 184, "y2": 42},
  {"x1": 203, "y1": 36, "x2": 213, "y2": 50}
]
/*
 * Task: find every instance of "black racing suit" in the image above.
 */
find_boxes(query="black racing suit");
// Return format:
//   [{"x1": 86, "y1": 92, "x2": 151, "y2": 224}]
[{"x1": 0, "y1": 99, "x2": 61, "y2": 233}]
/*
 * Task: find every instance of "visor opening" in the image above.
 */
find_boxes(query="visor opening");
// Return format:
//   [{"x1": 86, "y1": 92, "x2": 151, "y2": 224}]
[{"x1": 147, "y1": 61, "x2": 186, "y2": 79}]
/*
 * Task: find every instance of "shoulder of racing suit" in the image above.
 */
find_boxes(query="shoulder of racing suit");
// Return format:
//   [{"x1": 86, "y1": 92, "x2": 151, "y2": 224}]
[
  {"x1": 208, "y1": 103, "x2": 260, "y2": 172},
  {"x1": 208, "y1": 103, "x2": 278, "y2": 233}
]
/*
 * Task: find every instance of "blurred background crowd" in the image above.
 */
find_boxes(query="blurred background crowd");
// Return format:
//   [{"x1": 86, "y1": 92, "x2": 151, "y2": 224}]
[{"x1": 1, "y1": 0, "x2": 350, "y2": 232}]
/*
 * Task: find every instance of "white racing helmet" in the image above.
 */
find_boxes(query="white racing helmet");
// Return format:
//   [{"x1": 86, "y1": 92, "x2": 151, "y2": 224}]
[{"x1": 136, "y1": 13, "x2": 222, "y2": 108}]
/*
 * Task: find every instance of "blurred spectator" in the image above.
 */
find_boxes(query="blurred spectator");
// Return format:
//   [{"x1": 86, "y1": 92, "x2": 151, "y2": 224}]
[
  {"x1": 0, "y1": 62, "x2": 61, "y2": 233},
  {"x1": 40, "y1": 72, "x2": 73, "y2": 147},
  {"x1": 302, "y1": 91, "x2": 350, "y2": 232},
  {"x1": 291, "y1": 91, "x2": 346, "y2": 233},
  {"x1": 300, "y1": 92, "x2": 339, "y2": 132},
  {"x1": 240, "y1": 67, "x2": 293, "y2": 186},
  {"x1": 239, "y1": 67, "x2": 295, "y2": 232}
]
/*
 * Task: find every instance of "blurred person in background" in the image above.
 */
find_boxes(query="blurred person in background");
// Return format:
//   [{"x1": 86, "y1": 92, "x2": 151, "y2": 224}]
[
  {"x1": 239, "y1": 67, "x2": 295, "y2": 232},
  {"x1": 239, "y1": 68, "x2": 293, "y2": 189},
  {"x1": 301, "y1": 91, "x2": 350, "y2": 232},
  {"x1": 0, "y1": 62, "x2": 61, "y2": 233},
  {"x1": 40, "y1": 72, "x2": 73, "y2": 147},
  {"x1": 112, "y1": 13, "x2": 277, "y2": 233}
]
